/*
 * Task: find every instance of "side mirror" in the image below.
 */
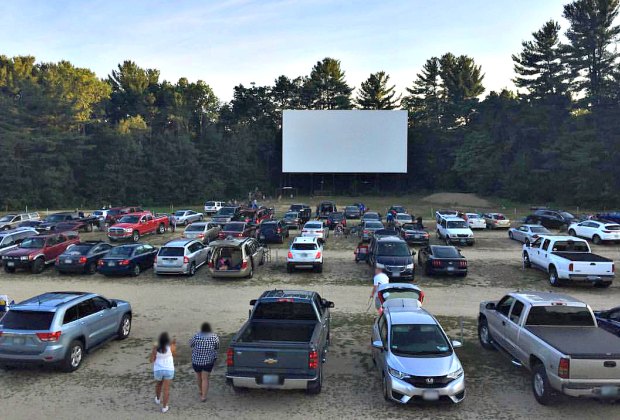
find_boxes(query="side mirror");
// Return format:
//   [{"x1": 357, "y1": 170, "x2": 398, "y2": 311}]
[
  {"x1": 411, "y1": 250, "x2": 416, "y2": 256},
  {"x1": 525, "y1": 242, "x2": 531, "y2": 248},
  {"x1": 372, "y1": 340, "x2": 384, "y2": 350},
  {"x1": 451, "y1": 340, "x2": 463, "y2": 348},
  {"x1": 485, "y1": 302, "x2": 496, "y2": 310},
  {"x1": 249, "y1": 299, "x2": 257, "y2": 306},
  {"x1": 111, "y1": 301, "x2": 118, "y2": 308},
  {"x1": 328, "y1": 301, "x2": 335, "y2": 308}
]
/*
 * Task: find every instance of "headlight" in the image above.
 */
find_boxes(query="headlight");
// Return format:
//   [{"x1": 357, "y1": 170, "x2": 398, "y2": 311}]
[
  {"x1": 449, "y1": 234, "x2": 456, "y2": 238},
  {"x1": 468, "y1": 234, "x2": 474, "y2": 238},
  {"x1": 446, "y1": 367, "x2": 464, "y2": 379},
  {"x1": 406, "y1": 263, "x2": 414, "y2": 270},
  {"x1": 388, "y1": 366, "x2": 410, "y2": 380},
  {"x1": 375, "y1": 263, "x2": 385, "y2": 269},
  {"x1": 21, "y1": 256, "x2": 29, "y2": 260},
  {"x1": 1, "y1": 256, "x2": 7, "y2": 260},
  {"x1": 124, "y1": 228, "x2": 133, "y2": 232}
]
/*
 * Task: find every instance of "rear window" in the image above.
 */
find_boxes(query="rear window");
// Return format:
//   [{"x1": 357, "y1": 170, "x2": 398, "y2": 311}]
[
  {"x1": 292, "y1": 243, "x2": 318, "y2": 251},
  {"x1": 217, "y1": 208, "x2": 235, "y2": 216},
  {"x1": 605, "y1": 225, "x2": 620, "y2": 231},
  {"x1": 345, "y1": 206, "x2": 358, "y2": 211},
  {"x1": 253, "y1": 302, "x2": 317, "y2": 321},
  {"x1": 526, "y1": 306, "x2": 595, "y2": 326},
  {"x1": 224, "y1": 223, "x2": 244, "y2": 232},
  {"x1": 284, "y1": 212, "x2": 298, "y2": 218},
  {"x1": 493, "y1": 214, "x2": 505, "y2": 220},
  {"x1": 366, "y1": 221, "x2": 383, "y2": 228},
  {"x1": 551, "y1": 240, "x2": 589, "y2": 252},
  {"x1": 0, "y1": 311, "x2": 54, "y2": 330},
  {"x1": 530, "y1": 226, "x2": 548, "y2": 233},
  {"x1": 396, "y1": 214, "x2": 411, "y2": 220},
  {"x1": 159, "y1": 247, "x2": 184, "y2": 257},
  {"x1": 305, "y1": 223, "x2": 321, "y2": 229},
  {"x1": 63, "y1": 245, "x2": 92, "y2": 255},
  {"x1": 185, "y1": 224, "x2": 205, "y2": 232},
  {"x1": 433, "y1": 247, "x2": 460, "y2": 258}
]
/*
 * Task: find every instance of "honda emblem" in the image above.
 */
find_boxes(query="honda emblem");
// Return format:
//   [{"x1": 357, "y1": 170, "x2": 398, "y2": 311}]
[{"x1": 425, "y1": 377, "x2": 434, "y2": 384}]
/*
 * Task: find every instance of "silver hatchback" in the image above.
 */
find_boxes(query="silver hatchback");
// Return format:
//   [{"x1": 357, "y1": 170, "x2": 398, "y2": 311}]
[
  {"x1": 154, "y1": 239, "x2": 209, "y2": 276},
  {"x1": 371, "y1": 299, "x2": 465, "y2": 404}
]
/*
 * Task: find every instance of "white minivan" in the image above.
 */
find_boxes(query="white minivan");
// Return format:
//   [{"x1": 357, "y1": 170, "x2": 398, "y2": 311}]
[{"x1": 204, "y1": 201, "x2": 224, "y2": 215}]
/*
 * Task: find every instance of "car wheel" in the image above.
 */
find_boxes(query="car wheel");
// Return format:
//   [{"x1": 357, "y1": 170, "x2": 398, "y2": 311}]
[
  {"x1": 132, "y1": 231, "x2": 140, "y2": 242},
  {"x1": 593, "y1": 235, "x2": 602, "y2": 245},
  {"x1": 247, "y1": 266, "x2": 253, "y2": 279},
  {"x1": 524, "y1": 238, "x2": 530, "y2": 246},
  {"x1": 478, "y1": 319, "x2": 495, "y2": 350},
  {"x1": 188, "y1": 262, "x2": 196, "y2": 277},
  {"x1": 117, "y1": 314, "x2": 131, "y2": 340},
  {"x1": 508, "y1": 231, "x2": 513, "y2": 240},
  {"x1": 523, "y1": 252, "x2": 532, "y2": 268},
  {"x1": 199, "y1": 215, "x2": 204, "y2": 221},
  {"x1": 568, "y1": 229, "x2": 576, "y2": 237},
  {"x1": 314, "y1": 264, "x2": 323, "y2": 273},
  {"x1": 532, "y1": 363, "x2": 554, "y2": 405},
  {"x1": 158, "y1": 224, "x2": 165, "y2": 234},
  {"x1": 4, "y1": 265, "x2": 15, "y2": 273},
  {"x1": 131, "y1": 264, "x2": 141, "y2": 277},
  {"x1": 382, "y1": 374, "x2": 391, "y2": 402},
  {"x1": 85, "y1": 262, "x2": 96, "y2": 275},
  {"x1": 306, "y1": 365, "x2": 322, "y2": 395},
  {"x1": 62, "y1": 340, "x2": 84, "y2": 372},
  {"x1": 594, "y1": 281, "x2": 611, "y2": 288},
  {"x1": 548, "y1": 267, "x2": 560, "y2": 287},
  {"x1": 32, "y1": 257, "x2": 45, "y2": 274}
]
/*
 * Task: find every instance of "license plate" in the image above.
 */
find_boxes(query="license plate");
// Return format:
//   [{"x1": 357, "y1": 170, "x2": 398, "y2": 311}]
[
  {"x1": 587, "y1": 276, "x2": 600, "y2": 281},
  {"x1": 262, "y1": 375, "x2": 279, "y2": 385},
  {"x1": 260, "y1": 235, "x2": 266, "y2": 240},
  {"x1": 392, "y1": 272, "x2": 400, "y2": 277},
  {"x1": 13, "y1": 337, "x2": 25, "y2": 345},
  {"x1": 7, "y1": 262, "x2": 14, "y2": 267},
  {"x1": 448, "y1": 267, "x2": 455, "y2": 272},
  {"x1": 301, "y1": 253, "x2": 307, "y2": 258},
  {"x1": 601, "y1": 386, "x2": 619, "y2": 397},
  {"x1": 422, "y1": 390, "x2": 439, "y2": 401},
  {"x1": 108, "y1": 261, "x2": 116, "y2": 267},
  {"x1": 65, "y1": 259, "x2": 72, "y2": 264},
  {"x1": 460, "y1": 239, "x2": 466, "y2": 244}
]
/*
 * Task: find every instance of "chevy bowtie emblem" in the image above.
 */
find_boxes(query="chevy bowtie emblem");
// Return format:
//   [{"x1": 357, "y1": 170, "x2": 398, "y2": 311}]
[
  {"x1": 264, "y1": 358, "x2": 278, "y2": 365},
  {"x1": 426, "y1": 378, "x2": 434, "y2": 384}
]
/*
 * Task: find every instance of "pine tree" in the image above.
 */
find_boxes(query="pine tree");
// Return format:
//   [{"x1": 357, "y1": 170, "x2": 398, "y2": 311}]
[
  {"x1": 403, "y1": 57, "x2": 442, "y2": 126},
  {"x1": 302, "y1": 58, "x2": 353, "y2": 109},
  {"x1": 356, "y1": 71, "x2": 401, "y2": 109},
  {"x1": 439, "y1": 53, "x2": 485, "y2": 126},
  {"x1": 512, "y1": 20, "x2": 569, "y2": 99}
]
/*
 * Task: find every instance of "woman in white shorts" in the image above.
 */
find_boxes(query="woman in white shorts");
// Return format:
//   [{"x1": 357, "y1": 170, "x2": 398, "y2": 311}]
[{"x1": 150, "y1": 332, "x2": 177, "y2": 413}]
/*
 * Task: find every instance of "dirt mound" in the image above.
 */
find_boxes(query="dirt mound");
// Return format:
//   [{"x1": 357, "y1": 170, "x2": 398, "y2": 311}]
[{"x1": 421, "y1": 192, "x2": 493, "y2": 208}]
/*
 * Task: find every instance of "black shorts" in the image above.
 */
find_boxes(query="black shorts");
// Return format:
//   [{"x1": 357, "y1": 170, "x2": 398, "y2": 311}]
[{"x1": 193, "y1": 363, "x2": 214, "y2": 373}]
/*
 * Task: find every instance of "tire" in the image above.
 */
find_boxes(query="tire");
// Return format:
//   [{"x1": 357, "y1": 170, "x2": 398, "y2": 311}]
[
  {"x1": 523, "y1": 252, "x2": 532, "y2": 268},
  {"x1": 287, "y1": 264, "x2": 293, "y2": 273},
  {"x1": 314, "y1": 264, "x2": 323, "y2": 273},
  {"x1": 199, "y1": 215, "x2": 204, "y2": 221},
  {"x1": 4, "y1": 265, "x2": 15, "y2": 273},
  {"x1": 247, "y1": 265, "x2": 253, "y2": 279},
  {"x1": 86, "y1": 223, "x2": 93, "y2": 232},
  {"x1": 382, "y1": 374, "x2": 391, "y2": 402},
  {"x1": 188, "y1": 263, "x2": 196, "y2": 277},
  {"x1": 131, "y1": 264, "x2": 141, "y2": 277},
  {"x1": 158, "y1": 224, "x2": 165, "y2": 234},
  {"x1": 508, "y1": 231, "x2": 513, "y2": 240},
  {"x1": 568, "y1": 229, "x2": 576, "y2": 237},
  {"x1": 117, "y1": 314, "x2": 131, "y2": 340},
  {"x1": 548, "y1": 267, "x2": 560, "y2": 287},
  {"x1": 85, "y1": 262, "x2": 96, "y2": 275},
  {"x1": 31, "y1": 257, "x2": 45, "y2": 274},
  {"x1": 593, "y1": 235, "x2": 602, "y2": 245},
  {"x1": 306, "y1": 365, "x2": 322, "y2": 395},
  {"x1": 132, "y1": 231, "x2": 140, "y2": 242},
  {"x1": 62, "y1": 340, "x2": 84, "y2": 372},
  {"x1": 532, "y1": 363, "x2": 554, "y2": 405},
  {"x1": 478, "y1": 319, "x2": 495, "y2": 350},
  {"x1": 594, "y1": 281, "x2": 612, "y2": 288}
]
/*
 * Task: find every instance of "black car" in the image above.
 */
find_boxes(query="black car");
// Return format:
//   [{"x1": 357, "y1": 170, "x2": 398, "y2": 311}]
[
  {"x1": 326, "y1": 212, "x2": 346, "y2": 229},
  {"x1": 289, "y1": 204, "x2": 312, "y2": 224},
  {"x1": 418, "y1": 245, "x2": 467, "y2": 277},
  {"x1": 399, "y1": 223, "x2": 430, "y2": 246},
  {"x1": 594, "y1": 306, "x2": 620, "y2": 337},
  {"x1": 368, "y1": 236, "x2": 415, "y2": 281},
  {"x1": 55, "y1": 241, "x2": 113, "y2": 274},
  {"x1": 523, "y1": 209, "x2": 576, "y2": 230},
  {"x1": 344, "y1": 205, "x2": 361, "y2": 219},
  {"x1": 361, "y1": 211, "x2": 382, "y2": 222},
  {"x1": 373, "y1": 228, "x2": 399, "y2": 240},
  {"x1": 282, "y1": 211, "x2": 302, "y2": 230},
  {"x1": 257, "y1": 220, "x2": 289, "y2": 243}
]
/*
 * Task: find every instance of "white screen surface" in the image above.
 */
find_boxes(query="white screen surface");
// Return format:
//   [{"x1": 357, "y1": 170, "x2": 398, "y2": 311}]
[{"x1": 282, "y1": 110, "x2": 407, "y2": 173}]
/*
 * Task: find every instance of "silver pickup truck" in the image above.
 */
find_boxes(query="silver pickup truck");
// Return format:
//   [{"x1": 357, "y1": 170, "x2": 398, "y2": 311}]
[{"x1": 479, "y1": 291, "x2": 620, "y2": 405}]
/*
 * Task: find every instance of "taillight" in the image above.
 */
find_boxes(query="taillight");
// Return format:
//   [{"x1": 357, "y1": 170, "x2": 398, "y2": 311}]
[
  {"x1": 309, "y1": 350, "x2": 319, "y2": 369},
  {"x1": 208, "y1": 261, "x2": 214, "y2": 268},
  {"x1": 183, "y1": 256, "x2": 190, "y2": 264},
  {"x1": 363, "y1": 230, "x2": 369, "y2": 234},
  {"x1": 459, "y1": 260, "x2": 468, "y2": 268},
  {"x1": 276, "y1": 228, "x2": 281, "y2": 233},
  {"x1": 79, "y1": 257, "x2": 87, "y2": 264},
  {"x1": 432, "y1": 260, "x2": 442, "y2": 267},
  {"x1": 315, "y1": 251, "x2": 322, "y2": 259},
  {"x1": 119, "y1": 259, "x2": 130, "y2": 266},
  {"x1": 419, "y1": 290, "x2": 425, "y2": 303},
  {"x1": 241, "y1": 261, "x2": 248, "y2": 270},
  {"x1": 197, "y1": 234, "x2": 205, "y2": 238},
  {"x1": 227, "y1": 348, "x2": 234, "y2": 366},
  {"x1": 558, "y1": 358, "x2": 570, "y2": 379},
  {"x1": 568, "y1": 263, "x2": 573, "y2": 272},
  {"x1": 55, "y1": 257, "x2": 60, "y2": 264},
  {"x1": 287, "y1": 251, "x2": 293, "y2": 259},
  {"x1": 36, "y1": 331, "x2": 61, "y2": 342},
  {"x1": 98, "y1": 260, "x2": 105, "y2": 266}
]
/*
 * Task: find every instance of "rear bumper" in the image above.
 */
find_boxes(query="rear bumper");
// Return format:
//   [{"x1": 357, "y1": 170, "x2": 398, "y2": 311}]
[
  {"x1": 226, "y1": 374, "x2": 316, "y2": 390},
  {"x1": 209, "y1": 269, "x2": 250, "y2": 278},
  {"x1": 288, "y1": 261, "x2": 321, "y2": 269},
  {"x1": 403, "y1": 236, "x2": 430, "y2": 245},
  {"x1": 98, "y1": 265, "x2": 133, "y2": 276},
  {"x1": 567, "y1": 274, "x2": 614, "y2": 282},
  {"x1": 0, "y1": 344, "x2": 65, "y2": 364},
  {"x1": 446, "y1": 238, "x2": 475, "y2": 245},
  {"x1": 56, "y1": 263, "x2": 87, "y2": 273},
  {"x1": 154, "y1": 263, "x2": 190, "y2": 275},
  {"x1": 430, "y1": 267, "x2": 467, "y2": 276},
  {"x1": 551, "y1": 376, "x2": 620, "y2": 399},
  {"x1": 387, "y1": 374, "x2": 465, "y2": 404}
]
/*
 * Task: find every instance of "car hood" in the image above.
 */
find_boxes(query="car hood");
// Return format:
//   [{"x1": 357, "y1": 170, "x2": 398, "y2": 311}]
[
  {"x1": 447, "y1": 228, "x2": 473, "y2": 235},
  {"x1": 110, "y1": 223, "x2": 136, "y2": 229},
  {"x1": 403, "y1": 229, "x2": 426, "y2": 234},
  {"x1": 3, "y1": 248, "x2": 39, "y2": 257},
  {"x1": 37, "y1": 222, "x2": 59, "y2": 229},
  {"x1": 389, "y1": 352, "x2": 460, "y2": 377},
  {"x1": 376, "y1": 256, "x2": 412, "y2": 266}
]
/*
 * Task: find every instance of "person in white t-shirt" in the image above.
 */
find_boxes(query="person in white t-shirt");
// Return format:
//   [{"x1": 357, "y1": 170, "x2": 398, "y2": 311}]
[{"x1": 370, "y1": 267, "x2": 390, "y2": 299}]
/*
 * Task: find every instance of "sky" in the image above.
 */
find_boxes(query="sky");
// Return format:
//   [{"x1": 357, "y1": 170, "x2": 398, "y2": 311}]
[{"x1": 0, "y1": 0, "x2": 570, "y2": 101}]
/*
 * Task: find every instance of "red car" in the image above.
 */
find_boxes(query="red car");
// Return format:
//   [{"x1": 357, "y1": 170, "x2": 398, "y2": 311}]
[
  {"x1": 105, "y1": 206, "x2": 143, "y2": 225},
  {"x1": 107, "y1": 212, "x2": 169, "y2": 242},
  {"x1": 2, "y1": 231, "x2": 80, "y2": 274},
  {"x1": 239, "y1": 207, "x2": 273, "y2": 224},
  {"x1": 218, "y1": 222, "x2": 257, "y2": 239}
]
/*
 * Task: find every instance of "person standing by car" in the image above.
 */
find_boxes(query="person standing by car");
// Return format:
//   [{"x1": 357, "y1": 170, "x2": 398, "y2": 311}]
[
  {"x1": 150, "y1": 333, "x2": 176, "y2": 413},
  {"x1": 386, "y1": 212, "x2": 394, "y2": 229},
  {"x1": 370, "y1": 266, "x2": 390, "y2": 299},
  {"x1": 169, "y1": 214, "x2": 177, "y2": 233},
  {"x1": 189, "y1": 323, "x2": 220, "y2": 402}
]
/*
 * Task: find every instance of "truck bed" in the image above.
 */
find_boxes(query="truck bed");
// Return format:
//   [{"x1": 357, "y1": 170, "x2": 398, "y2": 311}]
[
  {"x1": 238, "y1": 320, "x2": 318, "y2": 343},
  {"x1": 526, "y1": 326, "x2": 620, "y2": 358},
  {"x1": 551, "y1": 252, "x2": 612, "y2": 262}
]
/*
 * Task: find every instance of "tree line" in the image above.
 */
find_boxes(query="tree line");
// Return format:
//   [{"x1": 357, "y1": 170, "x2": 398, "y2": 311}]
[{"x1": 1, "y1": 0, "x2": 619, "y2": 209}]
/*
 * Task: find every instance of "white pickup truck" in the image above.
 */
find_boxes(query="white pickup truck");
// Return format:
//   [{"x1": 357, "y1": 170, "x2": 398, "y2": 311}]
[
  {"x1": 522, "y1": 236, "x2": 614, "y2": 288},
  {"x1": 479, "y1": 291, "x2": 620, "y2": 405},
  {"x1": 437, "y1": 216, "x2": 475, "y2": 246}
]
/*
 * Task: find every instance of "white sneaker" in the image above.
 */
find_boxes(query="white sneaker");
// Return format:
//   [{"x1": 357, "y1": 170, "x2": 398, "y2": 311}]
[
  {"x1": 155, "y1": 397, "x2": 161, "y2": 405},
  {"x1": 161, "y1": 406, "x2": 169, "y2": 413}
]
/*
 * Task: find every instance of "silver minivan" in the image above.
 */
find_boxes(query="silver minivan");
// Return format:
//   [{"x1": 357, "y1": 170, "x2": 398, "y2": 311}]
[
  {"x1": 0, "y1": 213, "x2": 40, "y2": 231},
  {"x1": 371, "y1": 298, "x2": 465, "y2": 404},
  {"x1": 183, "y1": 221, "x2": 221, "y2": 244},
  {"x1": 154, "y1": 239, "x2": 209, "y2": 276}
]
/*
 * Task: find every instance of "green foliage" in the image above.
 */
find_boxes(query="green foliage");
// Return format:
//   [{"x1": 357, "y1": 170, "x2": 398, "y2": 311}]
[
  {"x1": 302, "y1": 58, "x2": 353, "y2": 109},
  {"x1": 356, "y1": 71, "x2": 400, "y2": 109}
]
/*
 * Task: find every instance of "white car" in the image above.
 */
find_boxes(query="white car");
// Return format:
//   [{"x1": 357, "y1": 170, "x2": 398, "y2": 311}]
[
  {"x1": 437, "y1": 217, "x2": 475, "y2": 246},
  {"x1": 301, "y1": 221, "x2": 328, "y2": 240},
  {"x1": 568, "y1": 220, "x2": 620, "y2": 244},
  {"x1": 465, "y1": 213, "x2": 486, "y2": 229},
  {"x1": 483, "y1": 213, "x2": 511, "y2": 229},
  {"x1": 287, "y1": 236, "x2": 323, "y2": 273},
  {"x1": 394, "y1": 213, "x2": 413, "y2": 228},
  {"x1": 174, "y1": 210, "x2": 203, "y2": 225},
  {"x1": 203, "y1": 201, "x2": 224, "y2": 215}
]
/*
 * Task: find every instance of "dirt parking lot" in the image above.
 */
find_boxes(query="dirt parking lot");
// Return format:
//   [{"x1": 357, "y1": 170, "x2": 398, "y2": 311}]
[{"x1": 1, "y1": 222, "x2": 619, "y2": 419}]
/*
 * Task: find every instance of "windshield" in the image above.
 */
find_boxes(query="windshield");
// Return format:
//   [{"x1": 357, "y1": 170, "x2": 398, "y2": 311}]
[
  {"x1": 305, "y1": 223, "x2": 321, "y2": 229},
  {"x1": 392, "y1": 206, "x2": 405, "y2": 213},
  {"x1": 284, "y1": 212, "x2": 298, "y2": 218},
  {"x1": 185, "y1": 224, "x2": 205, "y2": 232},
  {"x1": 45, "y1": 214, "x2": 67, "y2": 222},
  {"x1": 158, "y1": 247, "x2": 184, "y2": 257},
  {"x1": 107, "y1": 247, "x2": 134, "y2": 258},
  {"x1": 63, "y1": 245, "x2": 92, "y2": 255},
  {"x1": 552, "y1": 240, "x2": 589, "y2": 252},
  {"x1": 292, "y1": 243, "x2": 318, "y2": 251},
  {"x1": 447, "y1": 221, "x2": 468, "y2": 229},
  {"x1": 223, "y1": 223, "x2": 244, "y2": 232},
  {"x1": 217, "y1": 208, "x2": 235, "y2": 216},
  {"x1": 390, "y1": 324, "x2": 452, "y2": 357},
  {"x1": 0, "y1": 215, "x2": 14, "y2": 222},
  {"x1": 560, "y1": 212, "x2": 575, "y2": 219},
  {"x1": 366, "y1": 221, "x2": 383, "y2": 229},
  {"x1": 290, "y1": 205, "x2": 305, "y2": 211},
  {"x1": 330, "y1": 213, "x2": 344, "y2": 219},
  {"x1": 364, "y1": 213, "x2": 379, "y2": 220},
  {"x1": 530, "y1": 226, "x2": 548, "y2": 233},
  {"x1": 174, "y1": 211, "x2": 186, "y2": 216},
  {"x1": 0, "y1": 311, "x2": 54, "y2": 330},
  {"x1": 526, "y1": 306, "x2": 594, "y2": 327},
  {"x1": 119, "y1": 215, "x2": 140, "y2": 224},
  {"x1": 378, "y1": 242, "x2": 410, "y2": 256},
  {"x1": 433, "y1": 247, "x2": 460, "y2": 258},
  {"x1": 20, "y1": 237, "x2": 46, "y2": 249},
  {"x1": 345, "y1": 206, "x2": 358, "y2": 211}
]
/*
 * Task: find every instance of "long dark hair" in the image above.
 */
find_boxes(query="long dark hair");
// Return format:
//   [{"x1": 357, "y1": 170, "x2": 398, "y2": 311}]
[{"x1": 157, "y1": 332, "x2": 171, "y2": 353}]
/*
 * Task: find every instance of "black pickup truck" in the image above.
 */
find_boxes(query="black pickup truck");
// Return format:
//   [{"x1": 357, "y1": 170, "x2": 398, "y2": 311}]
[
  {"x1": 226, "y1": 290, "x2": 334, "y2": 394},
  {"x1": 36, "y1": 212, "x2": 98, "y2": 233}
]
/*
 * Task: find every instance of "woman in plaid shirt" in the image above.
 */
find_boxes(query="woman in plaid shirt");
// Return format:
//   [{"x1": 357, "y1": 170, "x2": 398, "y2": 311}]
[{"x1": 189, "y1": 323, "x2": 220, "y2": 402}]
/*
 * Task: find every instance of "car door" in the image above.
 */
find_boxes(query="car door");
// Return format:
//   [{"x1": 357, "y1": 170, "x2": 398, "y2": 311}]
[
  {"x1": 503, "y1": 299, "x2": 526, "y2": 360},
  {"x1": 44, "y1": 236, "x2": 62, "y2": 262},
  {"x1": 90, "y1": 296, "x2": 119, "y2": 339},
  {"x1": 527, "y1": 238, "x2": 544, "y2": 267},
  {"x1": 76, "y1": 299, "x2": 104, "y2": 347},
  {"x1": 194, "y1": 242, "x2": 208, "y2": 266},
  {"x1": 515, "y1": 226, "x2": 527, "y2": 242},
  {"x1": 537, "y1": 238, "x2": 552, "y2": 268},
  {"x1": 141, "y1": 244, "x2": 156, "y2": 267},
  {"x1": 371, "y1": 314, "x2": 388, "y2": 373},
  {"x1": 487, "y1": 295, "x2": 515, "y2": 350}
]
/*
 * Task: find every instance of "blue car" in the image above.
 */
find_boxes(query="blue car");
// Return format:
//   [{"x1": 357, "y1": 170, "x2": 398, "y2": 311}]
[
  {"x1": 97, "y1": 243, "x2": 158, "y2": 277},
  {"x1": 597, "y1": 212, "x2": 620, "y2": 224},
  {"x1": 595, "y1": 307, "x2": 620, "y2": 336}
]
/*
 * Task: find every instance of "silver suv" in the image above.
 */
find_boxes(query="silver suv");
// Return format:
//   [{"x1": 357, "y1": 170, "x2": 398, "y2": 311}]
[
  {"x1": 154, "y1": 239, "x2": 210, "y2": 276},
  {"x1": 371, "y1": 298, "x2": 465, "y2": 404},
  {"x1": 0, "y1": 292, "x2": 132, "y2": 372},
  {"x1": 0, "y1": 213, "x2": 40, "y2": 231}
]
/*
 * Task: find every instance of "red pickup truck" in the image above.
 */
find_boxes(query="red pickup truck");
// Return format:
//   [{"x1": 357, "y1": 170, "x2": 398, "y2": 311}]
[
  {"x1": 107, "y1": 212, "x2": 169, "y2": 242},
  {"x1": 2, "y1": 231, "x2": 80, "y2": 274}
]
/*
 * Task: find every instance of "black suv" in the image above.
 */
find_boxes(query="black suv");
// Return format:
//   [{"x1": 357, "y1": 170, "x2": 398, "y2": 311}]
[
  {"x1": 524, "y1": 209, "x2": 576, "y2": 229},
  {"x1": 368, "y1": 236, "x2": 415, "y2": 281}
]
